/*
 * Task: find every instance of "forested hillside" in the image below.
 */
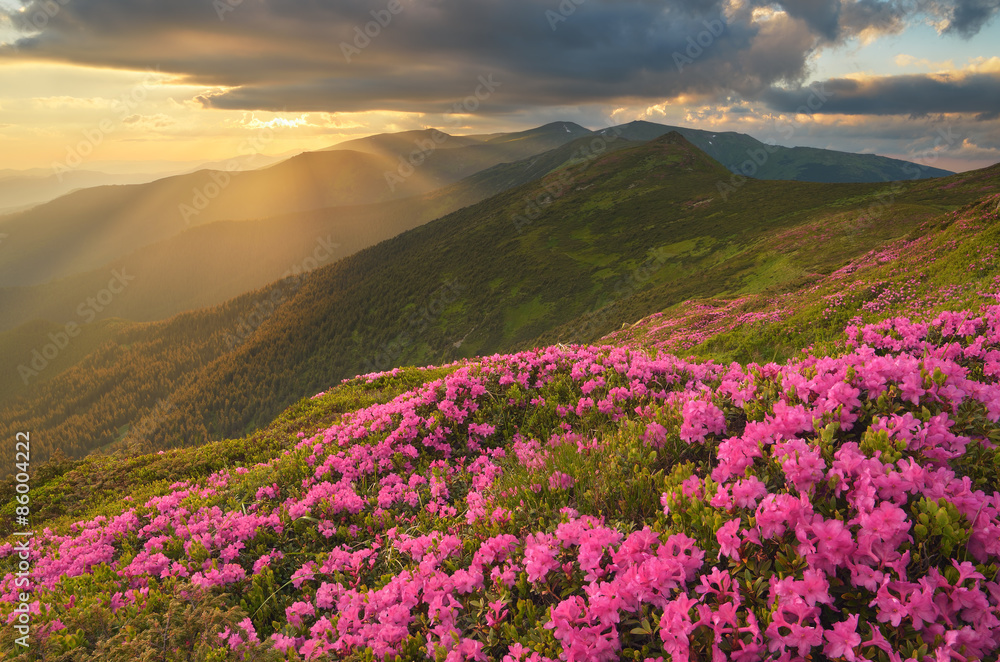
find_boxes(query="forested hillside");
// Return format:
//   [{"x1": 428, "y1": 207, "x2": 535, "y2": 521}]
[{"x1": 0, "y1": 135, "x2": 994, "y2": 473}]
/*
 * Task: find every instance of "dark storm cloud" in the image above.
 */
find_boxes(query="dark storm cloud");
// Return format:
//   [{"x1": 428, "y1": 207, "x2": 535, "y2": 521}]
[
  {"x1": 774, "y1": 0, "x2": 842, "y2": 40},
  {"x1": 944, "y1": 0, "x2": 1000, "y2": 36},
  {"x1": 840, "y1": 0, "x2": 909, "y2": 35},
  {"x1": 0, "y1": 0, "x2": 996, "y2": 115},
  {"x1": 761, "y1": 72, "x2": 1000, "y2": 115}
]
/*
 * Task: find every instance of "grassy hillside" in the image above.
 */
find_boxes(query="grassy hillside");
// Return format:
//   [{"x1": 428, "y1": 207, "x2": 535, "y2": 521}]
[
  {"x1": 0, "y1": 141, "x2": 997, "y2": 661},
  {"x1": 610, "y1": 190, "x2": 1000, "y2": 363},
  {"x1": 533, "y1": 164, "x2": 1000, "y2": 356},
  {"x1": 0, "y1": 134, "x2": 993, "y2": 475},
  {"x1": 1, "y1": 261, "x2": 997, "y2": 661},
  {"x1": 0, "y1": 319, "x2": 133, "y2": 405}
]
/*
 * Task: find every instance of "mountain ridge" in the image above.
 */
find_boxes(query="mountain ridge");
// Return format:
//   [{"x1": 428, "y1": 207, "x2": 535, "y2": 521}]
[
  {"x1": 602, "y1": 119, "x2": 955, "y2": 182},
  {"x1": 0, "y1": 134, "x2": 637, "y2": 334},
  {"x1": 0, "y1": 133, "x2": 992, "y2": 470}
]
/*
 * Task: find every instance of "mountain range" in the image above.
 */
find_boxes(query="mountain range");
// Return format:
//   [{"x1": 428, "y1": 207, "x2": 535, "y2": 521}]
[
  {"x1": 0, "y1": 121, "x2": 953, "y2": 335},
  {"x1": 0, "y1": 128, "x2": 989, "y2": 472},
  {"x1": 0, "y1": 153, "x2": 290, "y2": 215}
]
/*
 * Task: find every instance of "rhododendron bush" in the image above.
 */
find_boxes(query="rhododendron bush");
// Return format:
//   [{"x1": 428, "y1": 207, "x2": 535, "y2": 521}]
[{"x1": 2, "y1": 306, "x2": 1000, "y2": 661}]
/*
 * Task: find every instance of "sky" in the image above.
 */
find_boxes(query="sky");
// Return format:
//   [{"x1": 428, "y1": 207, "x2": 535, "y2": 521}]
[{"x1": 0, "y1": 0, "x2": 998, "y2": 173}]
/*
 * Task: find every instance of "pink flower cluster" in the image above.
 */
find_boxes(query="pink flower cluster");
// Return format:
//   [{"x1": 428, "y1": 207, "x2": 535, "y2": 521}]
[{"x1": 1, "y1": 305, "x2": 999, "y2": 661}]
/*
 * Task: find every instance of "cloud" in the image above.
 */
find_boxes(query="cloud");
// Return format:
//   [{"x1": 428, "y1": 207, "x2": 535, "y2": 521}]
[
  {"x1": 944, "y1": 0, "x2": 1000, "y2": 36},
  {"x1": 29, "y1": 96, "x2": 118, "y2": 110},
  {"x1": 839, "y1": 0, "x2": 910, "y2": 40},
  {"x1": 774, "y1": 0, "x2": 843, "y2": 40},
  {"x1": 0, "y1": 0, "x2": 919, "y2": 111},
  {"x1": 613, "y1": 96, "x2": 1000, "y2": 170},
  {"x1": 0, "y1": 0, "x2": 996, "y2": 121},
  {"x1": 761, "y1": 71, "x2": 1000, "y2": 115},
  {"x1": 893, "y1": 54, "x2": 956, "y2": 71},
  {"x1": 122, "y1": 113, "x2": 176, "y2": 130},
  {"x1": 238, "y1": 113, "x2": 312, "y2": 130}
]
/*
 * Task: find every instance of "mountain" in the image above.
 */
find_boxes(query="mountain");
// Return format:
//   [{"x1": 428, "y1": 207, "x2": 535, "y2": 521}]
[
  {"x1": 322, "y1": 128, "x2": 486, "y2": 154},
  {"x1": 0, "y1": 169, "x2": 168, "y2": 215},
  {"x1": 0, "y1": 135, "x2": 637, "y2": 333},
  {"x1": 0, "y1": 149, "x2": 466, "y2": 289},
  {"x1": 0, "y1": 120, "x2": 949, "y2": 294},
  {"x1": 179, "y1": 152, "x2": 288, "y2": 174},
  {"x1": 444, "y1": 132, "x2": 637, "y2": 203},
  {"x1": 322, "y1": 122, "x2": 598, "y2": 192},
  {"x1": 1, "y1": 133, "x2": 994, "y2": 470},
  {"x1": 0, "y1": 153, "x2": 290, "y2": 214},
  {"x1": 323, "y1": 121, "x2": 592, "y2": 158},
  {"x1": 0, "y1": 317, "x2": 132, "y2": 405},
  {"x1": 477, "y1": 121, "x2": 594, "y2": 147},
  {"x1": 0, "y1": 150, "x2": 402, "y2": 288},
  {"x1": 602, "y1": 120, "x2": 954, "y2": 182},
  {"x1": 0, "y1": 124, "x2": 596, "y2": 291}
]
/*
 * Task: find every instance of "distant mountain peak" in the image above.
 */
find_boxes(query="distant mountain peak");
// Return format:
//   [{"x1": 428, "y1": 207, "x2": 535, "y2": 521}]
[
  {"x1": 603, "y1": 120, "x2": 953, "y2": 183},
  {"x1": 535, "y1": 120, "x2": 589, "y2": 131}
]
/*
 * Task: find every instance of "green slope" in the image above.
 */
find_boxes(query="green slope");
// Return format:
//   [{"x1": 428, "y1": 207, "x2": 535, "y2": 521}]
[
  {"x1": 1, "y1": 201, "x2": 998, "y2": 661},
  {"x1": 2, "y1": 132, "x2": 992, "y2": 473},
  {"x1": 609, "y1": 178, "x2": 1000, "y2": 364}
]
